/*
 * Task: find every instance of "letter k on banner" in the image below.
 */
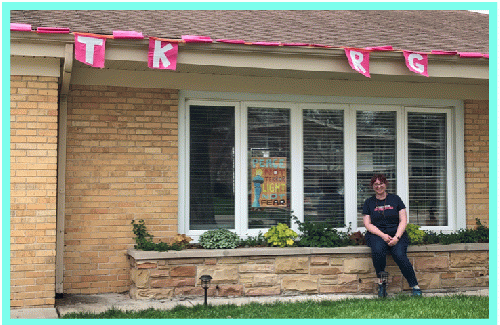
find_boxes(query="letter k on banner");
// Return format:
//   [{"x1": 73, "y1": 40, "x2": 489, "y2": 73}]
[
  {"x1": 148, "y1": 38, "x2": 178, "y2": 70},
  {"x1": 344, "y1": 48, "x2": 371, "y2": 78},
  {"x1": 74, "y1": 34, "x2": 106, "y2": 68}
]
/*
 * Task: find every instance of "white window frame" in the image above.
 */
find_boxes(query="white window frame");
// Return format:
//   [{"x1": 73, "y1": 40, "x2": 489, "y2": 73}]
[{"x1": 179, "y1": 91, "x2": 465, "y2": 241}]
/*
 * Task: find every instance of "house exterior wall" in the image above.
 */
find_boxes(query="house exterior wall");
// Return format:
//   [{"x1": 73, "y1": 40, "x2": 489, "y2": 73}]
[
  {"x1": 464, "y1": 100, "x2": 489, "y2": 227},
  {"x1": 9, "y1": 79, "x2": 489, "y2": 308},
  {"x1": 63, "y1": 85, "x2": 179, "y2": 294},
  {"x1": 10, "y1": 75, "x2": 59, "y2": 308}
]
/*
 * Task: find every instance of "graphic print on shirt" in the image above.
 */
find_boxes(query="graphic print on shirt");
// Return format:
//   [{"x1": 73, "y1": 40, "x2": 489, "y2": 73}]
[{"x1": 374, "y1": 205, "x2": 394, "y2": 213}]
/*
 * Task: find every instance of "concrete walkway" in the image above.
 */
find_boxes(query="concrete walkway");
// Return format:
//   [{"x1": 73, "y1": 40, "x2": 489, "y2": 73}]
[{"x1": 10, "y1": 287, "x2": 489, "y2": 319}]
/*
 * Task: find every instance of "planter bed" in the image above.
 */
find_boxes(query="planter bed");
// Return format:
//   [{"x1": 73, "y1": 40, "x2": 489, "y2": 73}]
[{"x1": 127, "y1": 243, "x2": 489, "y2": 300}]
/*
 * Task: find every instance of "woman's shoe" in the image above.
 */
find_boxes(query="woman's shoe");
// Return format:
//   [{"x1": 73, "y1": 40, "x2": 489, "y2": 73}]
[{"x1": 412, "y1": 288, "x2": 422, "y2": 296}]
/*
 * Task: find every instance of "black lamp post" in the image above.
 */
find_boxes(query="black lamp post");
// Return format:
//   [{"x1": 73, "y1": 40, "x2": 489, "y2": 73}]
[{"x1": 200, "y1": 275, "x2": 212, "y2": 306}]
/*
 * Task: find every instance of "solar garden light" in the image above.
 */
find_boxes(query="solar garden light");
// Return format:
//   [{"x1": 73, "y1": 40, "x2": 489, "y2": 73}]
[
  {"x1": 379, "y1": 271, "x2": 389, "y2": 298},
  {"x1": 200, "y1": 275, "x2": 212, "y2": 306}
]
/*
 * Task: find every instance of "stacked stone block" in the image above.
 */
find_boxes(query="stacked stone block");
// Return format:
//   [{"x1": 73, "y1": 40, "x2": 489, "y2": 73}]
[{"x1": 128, "y1": 245, "x2": 488, "y2": 299}]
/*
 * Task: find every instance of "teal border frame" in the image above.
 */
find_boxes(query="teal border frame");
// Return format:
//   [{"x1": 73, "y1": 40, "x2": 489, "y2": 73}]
[{"x1": 2, "y1": 2, "x2": 497, "y2": 324}]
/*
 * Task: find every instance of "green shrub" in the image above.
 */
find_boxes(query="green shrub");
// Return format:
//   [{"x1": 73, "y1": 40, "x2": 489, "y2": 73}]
[
  {"x1": 264, "y1": 223, "x2": 298, "y2": 247},
  {"x1": 131, "y1": 219, "x2": 183, "y2": 251},
  {"x1": 294, "y1": 217, "x2": 352, "y2": 248},
  {"x1": 198, "y1": 229, "x2": 240, "y2": 249},
  {"x1": 239, "y1": 232, "x2": 268, "y2": 247},
  {"x1": 406, "y1": 223, "x2": 426, "y2": 245}
]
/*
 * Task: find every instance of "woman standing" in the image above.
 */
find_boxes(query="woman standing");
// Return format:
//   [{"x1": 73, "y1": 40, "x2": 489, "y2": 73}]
[{"x1": 362, "y1": 174, "x2": 422, "y2": 297}]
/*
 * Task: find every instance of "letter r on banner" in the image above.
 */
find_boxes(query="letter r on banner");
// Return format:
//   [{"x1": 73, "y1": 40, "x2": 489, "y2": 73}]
[
  {"x1": 344, "y1": 48, "x2": 370, "y2": 78},
  {"x1": 403, "y1": 51, "x2": 428, "y2": 77},
  {"x1": 148, "y1": 39, "x2": 178, "y2": 70},
  {"x1": 75, "y1": 35, "x2": 106, "y2": 68}
]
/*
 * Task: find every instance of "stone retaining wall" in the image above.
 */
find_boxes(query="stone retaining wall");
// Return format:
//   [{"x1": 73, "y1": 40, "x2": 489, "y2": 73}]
[{"x1": 127, "y1": 244, "x2": 488, "y2": 299}]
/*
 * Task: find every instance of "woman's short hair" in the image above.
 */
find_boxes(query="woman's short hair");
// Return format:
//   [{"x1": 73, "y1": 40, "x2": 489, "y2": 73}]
[{"x1": 370, "y1": 174, "x2": 388, "y2": 187}]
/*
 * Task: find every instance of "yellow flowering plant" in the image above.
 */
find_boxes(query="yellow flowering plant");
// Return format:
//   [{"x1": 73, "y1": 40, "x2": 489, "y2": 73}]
[{"x1": 264, "y1": 223, "x2": 298, "y2": 247}]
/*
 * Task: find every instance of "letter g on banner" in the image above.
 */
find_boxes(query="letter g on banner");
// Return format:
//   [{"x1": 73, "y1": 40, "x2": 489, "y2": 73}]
[{"x1": 403, "y1": 51, "x2": 429, "y2": 77}]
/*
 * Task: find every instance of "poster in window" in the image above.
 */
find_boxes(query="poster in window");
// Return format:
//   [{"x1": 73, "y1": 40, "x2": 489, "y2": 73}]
[{"x1": 251, "y1": 157, "x2": 287, "y2": 209}]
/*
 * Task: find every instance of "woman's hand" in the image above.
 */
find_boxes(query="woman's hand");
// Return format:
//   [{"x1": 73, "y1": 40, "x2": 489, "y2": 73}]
[
  {"x1": 381, "y1": 233, "x2": 392, "y2": 243},
  {"x1": 388, "y1": 236, "x2": 399, "y2": 246}
]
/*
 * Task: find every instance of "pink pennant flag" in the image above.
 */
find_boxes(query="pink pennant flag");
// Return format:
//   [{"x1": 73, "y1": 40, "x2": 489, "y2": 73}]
[
  {"x1": 364, "y1": 45, "x2": 394, "y2": 51},
  {"x1": 431, "y1": 50, "x2": 457, "y2": 56},
  {"x1": 37, "y1": 26, "x2": 70, "y2": 34},
  {"x1": 216, "y1": 39, "x2": 246, "y2": 44},
  {"x1": 148, "y1": 38, "x2": 178, "y2": 70},
  {"x1": 252, "y1": 41, "x2": 281, "y2": 46},
  {"x1": 182, "y1": 35, "x2": 213, "y2": 43},
  {"x1": 459, "y1": 52, "x2": 484, "y2": 58},
  {"x1": 11, "y1": 23, "x2": 32, "y2": 31},
  {"x1": 344, "y1": 48, "x2": 371, "y2": 78},
  {"x1": 113, "y1": 30, "x2": 144, "y2": 39},
  {"x1": 74, "y1": 34, "x2": 106, "y2": 68},
  {"x1": 403, "y1": 51, "x2": 428, "y2": 77},
  {"x1": 282, "y1": 43, "x2": 310, "y2": 47}
]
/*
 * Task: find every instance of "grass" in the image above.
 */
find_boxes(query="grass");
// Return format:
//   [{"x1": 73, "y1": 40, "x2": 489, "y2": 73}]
[{"x1": 61, "y1": 294, "x2": 489, "y2": 319}]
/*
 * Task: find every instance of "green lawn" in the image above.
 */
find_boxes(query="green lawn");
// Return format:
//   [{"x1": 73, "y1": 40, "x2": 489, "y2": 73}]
[{"x1": 62, "y1": 294, "x2": 489, "y2": 319}]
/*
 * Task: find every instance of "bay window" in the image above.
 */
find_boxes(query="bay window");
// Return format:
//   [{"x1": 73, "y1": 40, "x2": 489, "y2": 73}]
[{"x1": 179, "y1": 93, "x2": 463, "y2": 240}]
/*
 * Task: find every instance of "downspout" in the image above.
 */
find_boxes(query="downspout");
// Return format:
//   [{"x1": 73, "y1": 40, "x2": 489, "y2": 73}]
[{"x1": 56, "y1": 43, "x2": 73, "y2": 297}]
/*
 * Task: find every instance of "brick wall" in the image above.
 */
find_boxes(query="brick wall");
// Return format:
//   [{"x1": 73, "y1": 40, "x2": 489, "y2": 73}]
[
  {"x1": 10, "y1": 75, "x2": 59, "y2": 308},
  {"x1": 64, "y1": 85, "x2": 179, "y2": 294},
  {"x1": 464, "y1": 100, "x2": 489, "y2": 228}
]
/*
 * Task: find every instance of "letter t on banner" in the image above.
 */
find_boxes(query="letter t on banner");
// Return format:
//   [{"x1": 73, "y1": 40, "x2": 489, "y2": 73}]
[
  {"x1": 74, "y1": 34, "x2": 106, "y2": 68},
  {"x1": 403, "y1": 51, "x2": 428, "y2": 77},
  {"x1": 344, "y1": 48, "x2": 371, "y2": 78},
  {"x1": 148, "y1": 38, "x2": 178, "y2": 70}
]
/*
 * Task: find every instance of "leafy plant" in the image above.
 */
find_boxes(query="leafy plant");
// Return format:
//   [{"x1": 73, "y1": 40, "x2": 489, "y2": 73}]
[
  {"x1": 406, "y1": 223, "x2": 426, "y2": 245},
  {"x1": 198, "y1": 229, "x2": 241, "y2": 249},
  {"x1": 131, "y1": 219, "x2": 183, "y2": 252},
  {"x1": 239, "y1": 232, "x2": 268, "y2": 247},
  {"x1": 264, "y1": 223, "x2": 298, "y2": 247},
  {"x1": 294, "y1": 218, "x2": 352, "y2": 248}
]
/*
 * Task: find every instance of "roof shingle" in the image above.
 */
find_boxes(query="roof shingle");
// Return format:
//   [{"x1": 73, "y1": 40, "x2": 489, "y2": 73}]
[{"x1": 10, "y1": 10, "x2": 489, "y2": 53}]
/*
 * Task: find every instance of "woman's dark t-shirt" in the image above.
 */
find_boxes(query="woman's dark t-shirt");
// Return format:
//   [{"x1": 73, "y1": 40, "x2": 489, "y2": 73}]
[{"x1": 362, "y1": 193, "x2": 406, "y2": 231}]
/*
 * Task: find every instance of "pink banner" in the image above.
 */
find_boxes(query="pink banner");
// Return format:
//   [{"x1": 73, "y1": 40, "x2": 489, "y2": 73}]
[
  {"x1": 459, "y1": 52, "x2": 484, "y2": 58},
  {"x1": 37, "y1": 27, "x2": 70, "y2": 34},
  {"x1": 403, "y1": 51, "x2": 428, "y2": 77},
  {"x1": 148, "y1": 38, "x2": 178, "y2": 70},
  {"x1": 11, "y1": 23, "x2": 32, "y2": 31},
  {"x1": 344, "y1": 48, "x2": 370, "y2": 78},
  {"x1": 74, "y1": 34, "x2": 106, "y2": 68},
  {"x1": 182, "y1": 35, "x2": 212, "y2": 43},
  {"x1": 365, "y1": 45, "x2": 393, "y2": 51},
  {"x1": 113, "y1": 30, "x2": 144, "y2": 39}
]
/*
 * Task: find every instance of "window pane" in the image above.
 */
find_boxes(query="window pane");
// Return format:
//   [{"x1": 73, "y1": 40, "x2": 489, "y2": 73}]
[
  {"x1": 248, "y1": 107, "x2": 291, "y2": 228},
  {"x1": 356, "y1": 111, "x2": 397, "y2": 227},
  {"x1": 303, "y1": 109, "x2": 345, "y2": 227},
  {"x1": 408, "y1": 112, "x2": 447, "y2": 226},
  {"x1": 190, "y1": 106, "x2": 235, "y2": 230}
]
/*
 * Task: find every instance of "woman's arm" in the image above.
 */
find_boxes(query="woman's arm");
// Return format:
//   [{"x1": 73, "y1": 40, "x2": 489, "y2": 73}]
[
  {"x1": 388, "y1": 208, "x2": 408, "y2": 246},
  {"x1": 363, "y1": 214, "x2": 391, "y2": 243}
]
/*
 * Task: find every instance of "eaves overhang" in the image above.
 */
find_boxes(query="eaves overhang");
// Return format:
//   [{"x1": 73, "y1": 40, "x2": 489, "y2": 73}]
[{"x1": 10, "y1": 32, "x2": 489, "y2": 84}]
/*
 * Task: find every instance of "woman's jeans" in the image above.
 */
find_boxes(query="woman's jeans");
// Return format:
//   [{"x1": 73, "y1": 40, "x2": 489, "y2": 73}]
[{"x1": 365, "y1": 230, "x2": 419, "y2": 287}]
